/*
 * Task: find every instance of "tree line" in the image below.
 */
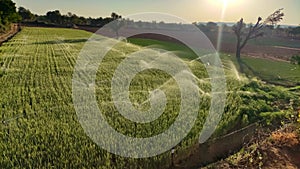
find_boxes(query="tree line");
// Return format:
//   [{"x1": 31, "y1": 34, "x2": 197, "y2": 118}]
[
  {"x1": 0, "y1": 0, "x2": 20, "y2": 33},
  {"x1": 0, "y1": 0, "x2": 123, "y2": 32},
  {"x1": 194, "y1": 21, "x2": 300, "y2": 38},
  {"x1": 16, "y1": 5, "x2": 300, "y2": 38},
  {"x1": 18, "y1": 7, "x2": 122, "y2": 28},
  {"x1": 1, "y1": 0, "x2": 299, "y2": 38}
]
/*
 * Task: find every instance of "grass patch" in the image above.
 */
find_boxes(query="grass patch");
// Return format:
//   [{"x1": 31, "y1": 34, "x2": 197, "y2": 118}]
[
  {"x1": 242, "y1": 57, "x2": 300, "y2": 86},
  {"x1": 127, "y1": 38, "x2": 203, "y2": 60}
]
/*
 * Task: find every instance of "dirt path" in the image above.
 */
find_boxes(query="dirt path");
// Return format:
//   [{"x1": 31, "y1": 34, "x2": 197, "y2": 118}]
[
  {"x1": 0, "y1": 24, "x2": 20, "y2": 46},
  {"x1": 245, "y1": 53, "x2": 291, "y2": 63},
  {"x1": 219, "y1": 42, "x2": 300, "y2": 62},
  {"x1": 274, "y1": 46, "x2": 300, "y2": 51}
]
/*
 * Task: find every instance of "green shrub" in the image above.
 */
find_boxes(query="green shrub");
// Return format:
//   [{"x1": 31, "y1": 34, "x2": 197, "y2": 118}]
[
  {"x1": 260, "y1": 111, "x2": 293, "y2": 125},
  {"x1": 291, "y1": 55, "x2": 300, "y2": 65}
]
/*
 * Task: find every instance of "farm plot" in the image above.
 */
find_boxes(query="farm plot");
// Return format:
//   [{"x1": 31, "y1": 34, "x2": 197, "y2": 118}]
[{"x1": 0, "y1": 27, "x2": 298, "y2": 168}]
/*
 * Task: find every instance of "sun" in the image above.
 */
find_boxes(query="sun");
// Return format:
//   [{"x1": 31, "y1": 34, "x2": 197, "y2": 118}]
[
  {"x1": 215, "y1": 0, "x2": 237, "y2": 7},
  {"x1": 222, "y1": 0, "x2": 228, "y2": 6}
]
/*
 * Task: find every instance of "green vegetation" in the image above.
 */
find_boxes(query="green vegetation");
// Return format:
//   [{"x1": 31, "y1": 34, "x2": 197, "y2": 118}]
[
  {"x1": 221, "y1": 53, "x2": 300, "y2": 86},
  {"x1": 241, "y1": 57, "x2": 300, "y2": 86},
  {"x1": 18, "y1": 7, "x2": 36, "y2": 22},
  {"x1": 0, "y1": 0, "x2": 20, "y2": 33},
  {"x1": 127, "y1": 38, "x2": 199, "y2": 60},
  {"x1": 291, "y1": 55, "x2": 300, "y2": 65},
  {"x1": 0, "y1": 28, "x2": 299, "y2": 168},
  {"x1": 18, "y1": 6, "x2": 122, "y2": 28},
  {"x1": 129, "y1": 37, "x2": 300, "y2": 87}
]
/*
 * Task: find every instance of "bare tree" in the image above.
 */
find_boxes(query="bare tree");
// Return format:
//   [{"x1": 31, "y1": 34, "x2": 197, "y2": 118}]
[
  {"x1": 232, "y1": 8, "x2": 284, "y2": 73},
  {"x1": 109, "y1": 12, "x2": 124, "y2": 38}
]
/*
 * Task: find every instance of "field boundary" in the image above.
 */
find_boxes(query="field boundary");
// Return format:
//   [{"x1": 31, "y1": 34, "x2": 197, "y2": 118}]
[
  {"x1": 172, "y1": 122, "x2": 263, "y2": 168},
  {"x1": 0, "y1": 24, "x2": 21, "y2": 46},
  {"x1": 274, "y1": 46, "x2": 300, "y2": 51}
]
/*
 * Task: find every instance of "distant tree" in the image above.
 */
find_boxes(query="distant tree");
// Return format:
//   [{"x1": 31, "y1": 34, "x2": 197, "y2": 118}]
[
  {"x1": 46, "y1": 10, "x2": 62, "y2": 24},
  {"x1": 232, "y1": 8, "x2": 284, "y2": 73},
  {"x1": 18, "y1": 7, "x2": 35, "y2": 22},
  {"x1": 111, "y1": 12, "x2": 121, "y2": 20},
  {"x1": 80, "y1": 16, "x2": 88, "y2": 25},
  {"x1": 135, "y1": 20, "x2": 143, "y2": 28},
  {"x1": 265, "y1": 25, "x2": 275, "y2": 30},
  {"x1": 61, "y1": 12, "x2": 73, "y2": 26},
  {"x1": 109, "y1": 12, "x2": 124, "y2": 38},
  {"x1": 193, "y1": 22, "x2": 209, "y2": 32},
  {"x1": 92, "y1": 17, "x2": 104, "y2": 26},
  {"x1": 291, "y1": 55, "x2": 300, "y2": 65},
  {"x1": 67, "y1": 12, "x2": 72, "y2": 18},
  {"x1": 263, "y1": 25, "x2": 275, "y2": 36},
  {"x1": 275, "y1": 25, "x2": 285, "y2": 36},
  {"x1": 206, "y1": 21, "x2": 218, "y2": 32},
  {"x1": 289, "y1": 26, "x2": 300, "y2": 37},
  {"x1": 221, "y1": 23, "x2": 228, "y2": 29},
  {"x1": 70, "y1": 14, "x2": 79, "y2": 24},
  {"x1": 0, "y1": 0, "x2": 20, "y2": 32}
]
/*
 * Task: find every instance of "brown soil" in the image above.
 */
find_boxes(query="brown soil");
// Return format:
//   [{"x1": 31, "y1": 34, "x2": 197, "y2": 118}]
[
  {"x1": 274, "y1": 46, "x2": 300, "y2": 51},
  {"x1": 0, "y1": 24, "x2": 20, "y2": 46},
  {"x1": 206, "y1": 125, "x2": 300, "y2": 169},
  {"x1": 131, "y1": 33, "x2": 300, "y2": 62},
  {"x1": 263, "y1": 131, "x2": 300, "y2": 169},
  {"x1": 219, "y1": 42, "x2": 300, "y2": 62}
]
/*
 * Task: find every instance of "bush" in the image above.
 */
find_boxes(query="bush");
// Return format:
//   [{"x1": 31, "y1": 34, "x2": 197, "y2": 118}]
[
  {"x1": 260, "y1": 111, "x2": 294, "y2": 126},
  {"x1": 290, "y1": 55, "x2": 300, "y2": 65}
]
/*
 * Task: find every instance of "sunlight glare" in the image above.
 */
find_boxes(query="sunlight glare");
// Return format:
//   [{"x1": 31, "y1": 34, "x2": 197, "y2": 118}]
[
  {"x1": 222, "y1": 0, "x2": 228, "y2": 6},
  {"x1": 211, "y1": 0, "x2": 238, "y2": 7}
]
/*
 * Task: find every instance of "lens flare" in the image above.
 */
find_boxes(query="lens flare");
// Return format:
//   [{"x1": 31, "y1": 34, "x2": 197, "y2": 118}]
[{"x1": 216, "y1": 0, "x2": 227, "y2": 52}]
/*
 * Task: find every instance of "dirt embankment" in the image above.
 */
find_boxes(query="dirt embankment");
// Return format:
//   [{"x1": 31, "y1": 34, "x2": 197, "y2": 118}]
[
  {"x1": 0, "y1": 24, "x2": 21, "y2": 46},
  {"x1": 172, "y1": 123, "x2": 260, "y2": 169},
  {"x1": 207, "y1": 124, "x2": 300, "y2": 169}
]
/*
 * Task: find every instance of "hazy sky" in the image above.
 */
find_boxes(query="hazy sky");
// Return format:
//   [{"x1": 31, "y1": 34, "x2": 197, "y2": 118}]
[{"x1": 13, "y1": 0, "x2": 300, "y2": 25}]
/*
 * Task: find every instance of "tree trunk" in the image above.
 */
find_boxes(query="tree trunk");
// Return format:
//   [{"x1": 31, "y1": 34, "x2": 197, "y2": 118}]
[
  {"x1": 236, "y1": 40, "x2": 244, "y2": 73},
  {"x1": 237, "y1": 55, "x2": 244, "y2": 74},
  {"x1": 115, "y1": 30, "x2": 119, "y2": 38}
]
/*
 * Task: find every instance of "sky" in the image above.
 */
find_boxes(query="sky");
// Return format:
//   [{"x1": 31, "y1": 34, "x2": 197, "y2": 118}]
[{"x1": 13, "y1": 0, "x2": 300, "y2": 25}]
